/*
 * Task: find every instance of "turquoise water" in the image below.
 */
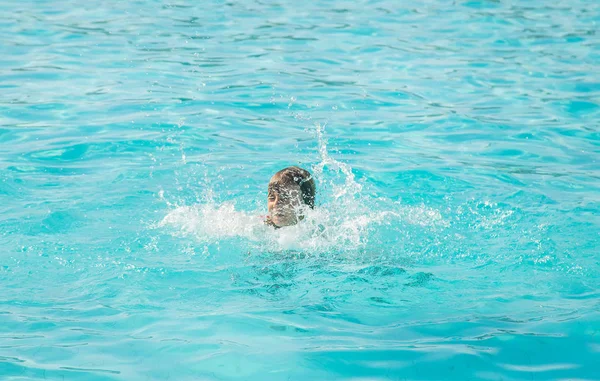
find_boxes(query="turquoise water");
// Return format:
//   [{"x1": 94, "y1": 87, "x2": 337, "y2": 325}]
[{"x1": 1, "y1": 0, "x2": 600, "y2": 379}]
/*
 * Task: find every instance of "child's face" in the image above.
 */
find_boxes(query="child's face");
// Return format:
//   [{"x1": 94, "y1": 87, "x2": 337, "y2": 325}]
[{"x1": 267, "y1": 180, "x2": 303, "y2": 227}]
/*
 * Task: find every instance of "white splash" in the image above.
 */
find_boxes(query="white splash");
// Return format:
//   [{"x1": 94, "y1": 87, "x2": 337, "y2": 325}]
[
  {"x1": 159, "y1": 202, "x2": 266, "y2": 241},
  {"x1": 158, "y1": 200, "x2": 394, "y2": 252},
  {"x1": 159, "y1": 122, "x2": 449, "y2": 253}
]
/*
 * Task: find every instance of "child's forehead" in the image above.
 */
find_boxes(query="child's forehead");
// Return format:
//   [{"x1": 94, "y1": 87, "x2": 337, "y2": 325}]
[{"x1": 268, "y1": 180, "x2": 299, "y2": 193}]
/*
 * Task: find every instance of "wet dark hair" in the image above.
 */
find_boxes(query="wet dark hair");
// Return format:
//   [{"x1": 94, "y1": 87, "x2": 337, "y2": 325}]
[{"x1": 269, "y1": 166, "x2": 316, "y2": 208}]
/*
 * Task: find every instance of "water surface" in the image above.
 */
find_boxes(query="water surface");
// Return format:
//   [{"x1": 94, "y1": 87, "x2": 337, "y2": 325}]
[{"x1": 1, "y1": 0, "x2": 599, "y2": 380}]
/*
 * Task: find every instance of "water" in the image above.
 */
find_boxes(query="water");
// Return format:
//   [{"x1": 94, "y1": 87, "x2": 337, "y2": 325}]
[{"x1": 1, "y1": 0, "x2": 599, "y2": 379}]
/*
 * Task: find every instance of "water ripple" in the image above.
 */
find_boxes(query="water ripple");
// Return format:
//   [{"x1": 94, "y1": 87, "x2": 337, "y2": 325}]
[{"x1": 1, "y1": 0, "x2": 599, "y2": 380}]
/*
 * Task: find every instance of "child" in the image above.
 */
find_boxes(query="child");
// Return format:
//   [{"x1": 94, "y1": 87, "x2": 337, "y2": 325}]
[{"x1": 265, "y1": 166, "x2": 315, "y2": 228}]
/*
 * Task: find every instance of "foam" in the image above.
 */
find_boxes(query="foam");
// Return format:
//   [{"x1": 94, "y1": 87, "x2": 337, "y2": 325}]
[{"x1": 159, "y1": 122, "x2": 449, "y2": 254}]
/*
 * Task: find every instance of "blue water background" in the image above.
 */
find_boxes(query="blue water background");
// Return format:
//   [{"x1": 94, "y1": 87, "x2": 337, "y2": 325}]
[{"x1": 1, "y1": 0, "x2": 600, "y2": 380}]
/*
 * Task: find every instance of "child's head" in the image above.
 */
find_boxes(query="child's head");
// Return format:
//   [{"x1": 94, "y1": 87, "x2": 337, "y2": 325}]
[{"x1": 267, "y1": 166, "x2": 315, "y2": 228}]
